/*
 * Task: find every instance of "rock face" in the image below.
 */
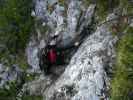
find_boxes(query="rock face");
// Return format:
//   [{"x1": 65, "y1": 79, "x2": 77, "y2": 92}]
[
  {"x1": 44, "y1": 24, "x2": 116, "y2": 100},
  {"x1": 26, "y1": 37, "x2": 40, "y2": 73},
  {"x1": 26, "y1": 0, "x2": 95, "y2": 73},
  {"x1": 24, "y1": 0, "x2": 117, "y2": 100}
]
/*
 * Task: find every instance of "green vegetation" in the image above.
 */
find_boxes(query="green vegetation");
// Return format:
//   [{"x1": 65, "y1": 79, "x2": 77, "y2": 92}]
[
  {"x1": 0, "y1": 0, "x2": 34, "y2": 54},
  {"x1": 96, "y1": 0, "x2": 108, "y2": 21},
  {"x1": 0, "y1": 81, "x2": 18, "y2": 100},
  {"x1": 0, "y1": 88, "x2": 43, "y2": 100},
  {"x1": 0, "y1": 50, "x2": 28, "y2": 70},
  {"x1": 111, "y1": 28, "x2": 133, "y2": 100},
  {"x1": 15, "y1": 54, "x2": 28, "y2": 70},
  {"x1": 0, "y1": 0, "x2": 38, "y2": 99},
  {"x1": 119, "y1": 0, "x2": 133, "y2": 15},
  {"x1": 110, "y1": 2, "x2": 133, "y2": 97},
  {"x1": 0, "y1": 0, "x2": 5, "y2": 8},
  {"x1": 96, "y1": 0, "x2": 133, "y2": 22},
  {"x1": 96, "y1": 0, "x2": 119, "y2": 21},
  {"x1": 0, "y1": 0, "x2": 34, "y2": 76},
  {"x1": 24, "y1": 73, "x2": 36, "y2": 82},
  {"x1": 110, "y1": 4, "x2": 133, "y2": 97},
  {"x1": 0, "y1": 72, "x2": 41, "y2": 100}
]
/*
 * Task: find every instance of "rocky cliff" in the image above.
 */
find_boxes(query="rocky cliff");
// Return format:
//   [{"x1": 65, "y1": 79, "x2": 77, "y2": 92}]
[
  {"x1": 0, "y1": 0, "x2": 132, "y2": 100},
  {"x1": 23, "y1": 0, "x2": 117, "y2": 100}
]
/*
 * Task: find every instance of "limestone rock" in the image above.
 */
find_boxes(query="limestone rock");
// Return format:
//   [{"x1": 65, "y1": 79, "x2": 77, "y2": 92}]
[{"x1": 44, "y1": 24, "x2": 115, "y2": 100}]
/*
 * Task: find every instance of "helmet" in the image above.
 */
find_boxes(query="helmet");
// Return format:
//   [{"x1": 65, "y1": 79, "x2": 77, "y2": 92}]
[{"x1": 49, "y1": 40, "x2": 56, "y2": 46}]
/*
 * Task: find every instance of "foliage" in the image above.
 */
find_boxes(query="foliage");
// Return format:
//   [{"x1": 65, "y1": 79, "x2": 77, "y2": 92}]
[
  {"x1": 111, "y1": 30, "x2": 133, "y2": 100},
  {"x1": 15, "y1": 54, "x2": 28, "y2": 70},
  {"x1": 109, "y1": 0, "x2": 133, "y2": 36},
  {"x1": 24, "y1": 73, "x2": 36, "y2": 82},
  {"x1": 0, "y1": 0, "x2": 5, "y2": 8},
  {"x1": 96, "y1": 0, "x2": 109, "y2": 21},
  {"x1": 95, "y1": 0, "x2": 132, "y2": 22},
  {"x1": 0, "y1": 0, "x2": 34, "y2": 75},
  {"x1": 96, "y1": 0, "x2": 119, "y2": 21},
  {"x1": 0, "y1": 81, "x2": 19, "y2": 100},
  {"x1": 0, "y1": 1, "x2": 36, "y2": 99},
  {"x1": 0, "y1": 88, "x2": 43, "y2": 100},
  {"x1": 0, "y1": 49, "x2": 28, "y2": 70},
  {"x1": 0, "y1": 0, "x2": 34, "y2": 54},
  {"x1": 119, "y1": 0, "x2": 133, "y2": 15},
  {"x1": 0, "y1": 72, "x2": 40, "y2": 100}
]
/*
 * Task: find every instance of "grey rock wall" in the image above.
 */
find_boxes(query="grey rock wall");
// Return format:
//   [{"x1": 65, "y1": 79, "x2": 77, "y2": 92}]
[
  {"x1": 24, "y1": 0, "x2": 117, "y2": 100},
  {"x1": 44, "y1": 24, "x2": 116, "y2": 100}
]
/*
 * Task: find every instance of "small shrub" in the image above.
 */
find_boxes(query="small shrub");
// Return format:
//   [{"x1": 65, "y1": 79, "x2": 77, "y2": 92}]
[
  {"x1": 96, "y1": 0, "x2": 119, "y2": 22},
  {"x1": 111, "y1": 32, "x2": 133, "y2": 100},
  {"x1": 119, "y1": 0, "x2": 133, "y2": 15},
  {"x1": 96, "y1": 0, "x2": 108, "y2": 21}
]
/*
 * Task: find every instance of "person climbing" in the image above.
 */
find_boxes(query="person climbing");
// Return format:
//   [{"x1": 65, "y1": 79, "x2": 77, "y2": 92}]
[
  {"x1": 39, "y1": 34, "x2": 80, "y2": 75},
  {"x1": 39, "y1": 26, "x2": 91, "y2": 75},
  {"x1": 44, "y1": 39, "x2": 57, "y2": 74},
  {"x1": 39, "y1": 33, "x2": 60, "y2": 75}
]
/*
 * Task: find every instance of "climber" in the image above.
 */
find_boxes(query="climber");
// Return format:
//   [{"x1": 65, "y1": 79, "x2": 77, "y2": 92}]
[
  {"x1": 39, "y1": 33, "x2": 80, "y2": 75},
  {"x1": 39, "y1": 39, "x2": 57, "y2": 74},
  {"x1": 39, "y1": 24, "x2": 93, "y2": 75}
]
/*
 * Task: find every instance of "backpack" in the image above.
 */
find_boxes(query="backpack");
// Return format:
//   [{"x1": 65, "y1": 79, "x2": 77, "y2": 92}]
[{"x1": 47, "y1": 49, "x2": 57, "y2": 64}]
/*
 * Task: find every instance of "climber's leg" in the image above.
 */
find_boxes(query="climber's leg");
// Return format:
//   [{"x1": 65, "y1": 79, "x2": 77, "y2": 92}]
[{"x1": 44, "y1": 63, "x2": 52, "y2": 75}]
